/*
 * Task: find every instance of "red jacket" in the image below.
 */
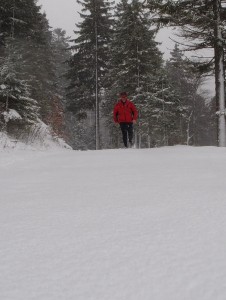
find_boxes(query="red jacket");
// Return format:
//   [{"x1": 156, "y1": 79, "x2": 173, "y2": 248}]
[{"x1": 113, "y1": 99, "x2": 138, "y2": 123}]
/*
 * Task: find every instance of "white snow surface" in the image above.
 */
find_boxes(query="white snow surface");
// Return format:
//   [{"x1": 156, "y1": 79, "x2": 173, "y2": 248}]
[
  {"x1": 2, "y1": 109, "x2": 22, "y2": 122},
  {"x1": 0, "y1": 146, "x2": 226, "y2": 300}
]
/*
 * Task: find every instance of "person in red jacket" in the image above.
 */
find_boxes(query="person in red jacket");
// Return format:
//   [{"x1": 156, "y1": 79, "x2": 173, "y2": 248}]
[{"x1": 113, "y1": 92, "x2": 138, "y2": 148}]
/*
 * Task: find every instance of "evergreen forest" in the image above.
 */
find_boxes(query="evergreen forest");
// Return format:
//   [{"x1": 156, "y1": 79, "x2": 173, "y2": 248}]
[{"x1": 1, "y1": 0, "x2": 224, "y2": 150}]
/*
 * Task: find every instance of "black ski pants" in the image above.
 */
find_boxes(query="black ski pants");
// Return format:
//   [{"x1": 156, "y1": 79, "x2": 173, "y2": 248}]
[{"x1": 120, "y1": 122, "x2": 133, "y2": 147}]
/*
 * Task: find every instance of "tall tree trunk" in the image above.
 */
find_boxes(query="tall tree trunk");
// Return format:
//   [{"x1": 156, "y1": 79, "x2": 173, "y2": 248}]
[
  {"x1": 147, "y1": 134, "x2": 151, "y2": 148},
  {"x1": 94, "y1": 0, "x2": 100, "y2": 150},
  {"x1": 138, "y1": 134, "x2": 142, "y2": 148},
  {"x1": 136, "y1": 43, "x2": 141, "y2": 148},
  {"x1": 161, "y1": 79, "x2": 167, "y2": 146},
  {"x1": 147, "y1": 122, "x2": 151, "y2": 148},
  {"x1": 134, "y1": 131, "x2": 138, "y2": 148},
  {"x1": 213, "y1": 0, "x2": 226, "y2": 147},
  {"x1": 3, "y1": 0, "x2": 15, "y2": 134},
  {"x1": 186, "y1": 111, "x2": 193, "y2": 145}
]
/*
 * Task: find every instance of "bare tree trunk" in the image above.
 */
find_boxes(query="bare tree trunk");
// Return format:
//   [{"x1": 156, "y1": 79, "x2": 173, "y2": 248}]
[
  {"x1": 136, "y1": 43, "x2": 142, "y2": 148},
  {"x1": 147, "y1": 123, "x2": 151, "y2": 148},
  {"x1": 213, "y1": 0, "x2": 226, "y2": 147},
  {"x1": 138, "y1": 134, "x2": 142, "y2": 149},
  {"x1": 134, "y1": 131, "x2": 138, "y2": 148},
  {"x1": 2, "y1": 94, "x2": 9, "y2": 133},
  {"x1": 179, "y1": 115, "x2": 183, "y2": 144},
  {"x1": 147, "y1": 134, "x2": 151, "y2": 148},
  {"x1": 94, "y1": 0, "x2": 100, "y2": 150},
  {"x1": 161, "y1": 79, "x2": 167, "y2": 146},
  {"x1": 3, "y1": 0, "x2": 15, "y2": 134},
  {"x1": 186, "y1": 110, "x2": 193, "y2": 145}
]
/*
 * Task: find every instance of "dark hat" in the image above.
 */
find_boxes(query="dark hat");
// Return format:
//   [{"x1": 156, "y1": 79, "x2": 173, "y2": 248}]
[{"x1": 120, "y1": 91, "x2": 127, "y2": 97}]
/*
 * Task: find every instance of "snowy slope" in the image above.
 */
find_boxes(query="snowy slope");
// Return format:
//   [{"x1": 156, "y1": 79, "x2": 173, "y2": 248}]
[{"x1": 0, "y1": 146, "x2": 226, "y2": 300}]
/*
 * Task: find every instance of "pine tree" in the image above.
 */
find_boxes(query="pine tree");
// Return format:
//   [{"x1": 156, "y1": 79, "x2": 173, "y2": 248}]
[
  {"x1": 108, "y1": 0, "x2": 162, "y2": 94},
  {"x1": 135, "y1": 73, "x2": 180, "y2": 147},
  {"x1": 0, "y1": 0, "x2": 43, "y2": 46},
  {"x1": 1, "y1": 0, "x2": 58, "y2": 118},
  {"x1": 23, "y1": 11, "x2": 55, "y2": 120},
  {"x1": 0, "y1": 39, "x2": 39, "y2": 134},
  {"x1": 0, "y1": 0, "x2": 65, "y2": 142},
  {"x1": 165, "y1": 44, "x2": 192, "y2": 144},
  {"x1": 50, "y1": 28, "x2": 72, "y2": 141},
  {"x1": 147, "y1": 0, "x2": 226, "y2": 146},
  {"x1": 52, "y1": 29, "x2": 71, "y2": 102},
  {"x1": 166, "y1": 44, "x2": 212, "y2": 145},
  {"x1": 0, "y1": 0, "x2": 42, "y2": 135},
  {"x1": 67, "y1": 0, "x2": 113, "y2": 149},
  {"x1": 104, "y1": 0, "x2": 166, "y2": 148}
]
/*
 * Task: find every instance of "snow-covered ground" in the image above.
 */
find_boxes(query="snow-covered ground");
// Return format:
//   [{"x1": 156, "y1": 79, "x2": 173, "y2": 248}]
[{"x1": 0, "y1": 146, "x2": 226, "y2": 300}]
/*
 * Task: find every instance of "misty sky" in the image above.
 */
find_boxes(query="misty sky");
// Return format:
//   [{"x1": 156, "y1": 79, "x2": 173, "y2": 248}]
[{"x1": 38, "y1": 0, "x2": 79, "y2": 37}]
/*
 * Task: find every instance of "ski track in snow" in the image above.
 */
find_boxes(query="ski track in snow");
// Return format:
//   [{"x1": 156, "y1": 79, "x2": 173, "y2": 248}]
[{"x1": 0, "y1": 146, "x2": 226, "y2": 300}]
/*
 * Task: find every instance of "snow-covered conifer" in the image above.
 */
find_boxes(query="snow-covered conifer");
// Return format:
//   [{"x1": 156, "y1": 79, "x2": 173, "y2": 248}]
[
  {"x1": 0, "y1": 41, "x2": 39, "y2": 134},
  {"x1": 104, "y1": 0, "x2": 166, "y2": 147},
  {"x1": 147, "y1": 0, "x2": 226, "y2": 146},
  {"x1": 66, "y1": 0, "x2": 113, "y2": 149},
  {"x1": 166, "y1": 44, "x2": 213, "y2": 145}
]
